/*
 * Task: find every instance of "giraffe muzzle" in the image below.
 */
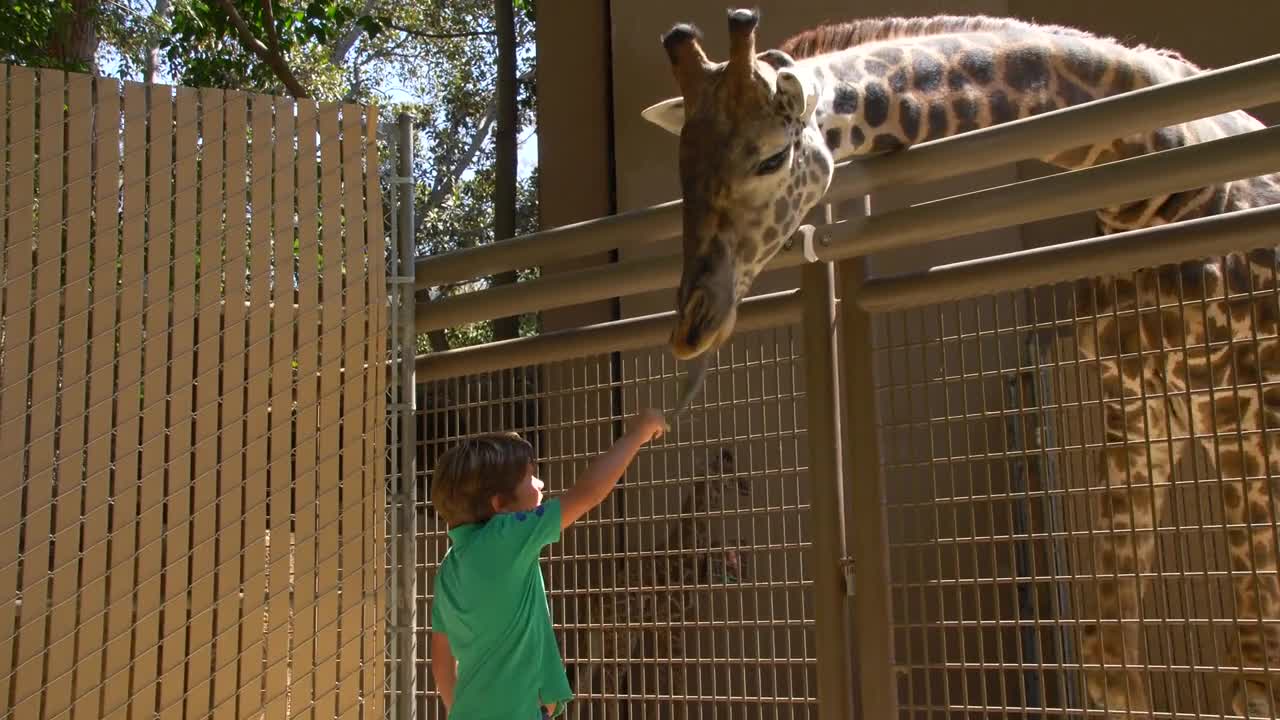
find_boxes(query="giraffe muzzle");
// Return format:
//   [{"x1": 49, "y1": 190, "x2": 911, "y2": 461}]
[{"x1": 670, "y1": 289, "x2": 738, "y2": 360}]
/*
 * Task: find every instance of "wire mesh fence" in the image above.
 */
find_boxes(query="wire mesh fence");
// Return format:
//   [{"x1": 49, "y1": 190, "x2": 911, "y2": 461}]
[
  {"x1": 414, "y1": 324, "x2": 821, "y2": 719},
  {"x1": 870, "y1": 246, "x2": 1280, "y2": 719},
  {"x1": 0, "y1": 64, "x2": 387, "y2": 720}
]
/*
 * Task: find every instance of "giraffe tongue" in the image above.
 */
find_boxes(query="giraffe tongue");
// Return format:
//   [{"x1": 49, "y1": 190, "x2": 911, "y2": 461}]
[{"x1": 669, "y1": 353, "x2": 711, "y2": 422}]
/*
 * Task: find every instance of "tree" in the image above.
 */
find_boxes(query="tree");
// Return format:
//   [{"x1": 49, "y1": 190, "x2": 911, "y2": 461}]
[
  {"x1": 1, "y1": 0, "x2": 100, "y2": 72},
  {"x1": 0, "y1": 0, "x2": 540, "y2": 353}
]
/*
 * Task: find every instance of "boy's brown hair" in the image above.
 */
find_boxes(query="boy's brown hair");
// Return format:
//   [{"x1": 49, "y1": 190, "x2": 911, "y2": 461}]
[{"x1": 430, "y1": 432, "x2": 536, "y2": 526}]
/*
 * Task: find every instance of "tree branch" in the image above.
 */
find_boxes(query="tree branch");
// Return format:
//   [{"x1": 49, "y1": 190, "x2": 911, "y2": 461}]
[
  {"x1": 329, "y1": 0, "x2": 379, "y2": 65},
  {"x1": 211, "y1": 0, "x2": 311, "y2": 97},
  {"x1": 388, "y1": 23, "x2": 496, "y2": 40},
  {"x1": 420, "y1": 65, "x2": 534, "y2": 211},
  {"x1": 425, "y1": 99, "x2": 497, "y2": 211}
]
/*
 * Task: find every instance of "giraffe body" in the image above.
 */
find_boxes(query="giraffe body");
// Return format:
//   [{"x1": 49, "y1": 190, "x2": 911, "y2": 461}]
[{"x1": 644, "y1": 10, "x2": 1280, "y2": 718}]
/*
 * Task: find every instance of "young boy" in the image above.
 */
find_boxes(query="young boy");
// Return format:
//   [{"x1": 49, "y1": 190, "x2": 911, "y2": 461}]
[{"x1": 427, "y1": 409, "x2": 668, "y2": 719}]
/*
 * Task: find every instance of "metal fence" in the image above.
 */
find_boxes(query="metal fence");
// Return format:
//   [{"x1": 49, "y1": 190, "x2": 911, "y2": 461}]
[
  {"x1": 0, "y1": 64, "x2": 388, "y2": 720},
  {"x1": 402, "y1": 49, "x2": 1280, "y2": 720},
  {"x1": 415, "y1": 318, "x2": 824, "y2": 719}
]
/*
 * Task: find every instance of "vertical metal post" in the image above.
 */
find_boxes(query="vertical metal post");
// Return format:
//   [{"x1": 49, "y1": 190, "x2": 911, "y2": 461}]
[
  {"x1": 800, "y1": 258, "x2": 854, "y2": 720},
  {"x1": 393, "y1": 113, "x2": 419, "y2": 720},
  {"x1": 836, "y1": 243, "x2": 898, "y2": 717}
]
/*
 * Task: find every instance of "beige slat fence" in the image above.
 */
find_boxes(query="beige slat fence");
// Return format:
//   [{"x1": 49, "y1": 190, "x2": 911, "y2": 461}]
[{"x1": 0, "y1": 64, "x2": 387, "y2": 720}]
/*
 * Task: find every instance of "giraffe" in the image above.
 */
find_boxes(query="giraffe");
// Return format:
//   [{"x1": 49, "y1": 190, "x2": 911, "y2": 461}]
[
  {"x1": 578, "y1": 447, "x2": 751, "y2": 715},
  {"x1": 639, "y1": 8, "x2": 1280, "y2": 718}
]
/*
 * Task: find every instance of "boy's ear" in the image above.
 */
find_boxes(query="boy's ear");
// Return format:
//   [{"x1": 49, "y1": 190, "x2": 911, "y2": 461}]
[{"x1": 490, "y1": 494, "x2": 505, "y2": 513}]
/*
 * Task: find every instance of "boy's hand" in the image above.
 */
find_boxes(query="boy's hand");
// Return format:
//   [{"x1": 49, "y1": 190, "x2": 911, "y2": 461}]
[{"x1": 628, "y1": 408, "x2": 668, "y2": 442}]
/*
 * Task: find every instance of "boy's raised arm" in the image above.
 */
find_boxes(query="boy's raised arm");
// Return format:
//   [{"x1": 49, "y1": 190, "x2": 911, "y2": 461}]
[{"x1": 558, "y1": 409, "x2": 666, "y2": 530}]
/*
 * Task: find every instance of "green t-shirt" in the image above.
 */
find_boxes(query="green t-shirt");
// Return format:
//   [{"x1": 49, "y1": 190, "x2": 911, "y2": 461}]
[{"x1": 430, "y1": 497, "x2": 573, "y2": 719}]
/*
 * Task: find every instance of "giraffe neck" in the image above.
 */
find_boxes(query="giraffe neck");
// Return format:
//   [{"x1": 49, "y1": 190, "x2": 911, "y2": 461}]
[
  {"x1": 799, "y1": 28, "x2": 1174, "y2": 163},
  {"x1": 789, "y1": 23, "x2": 1274, "y2": 231}
]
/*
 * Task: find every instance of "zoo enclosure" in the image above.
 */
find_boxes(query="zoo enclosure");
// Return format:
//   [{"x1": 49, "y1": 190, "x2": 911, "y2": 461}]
[
  {"x1": 0, "y1": 65, "x2": 388, "y2": 720},
  {"x1": 404, "y1": 51, "x2": 1280, "y2": 719}
]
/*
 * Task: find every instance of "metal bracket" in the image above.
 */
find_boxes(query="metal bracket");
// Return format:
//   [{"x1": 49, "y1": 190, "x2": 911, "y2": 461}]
[
  {"x1": 387, "y1": 275, "x2": 417, "y2": 285},
  {"x1": 390, "y1": 175, "x2": 414, "y2": 185},
  {"x1": 798, "y1": 224, "x2": 820, "y2": 263},
  {"x1": 841, "y1": 556, "x2": 856, "y2": 597}
]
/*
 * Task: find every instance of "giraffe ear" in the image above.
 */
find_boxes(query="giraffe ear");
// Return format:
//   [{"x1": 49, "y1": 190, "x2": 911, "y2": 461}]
[
  {"x1": 641, "y1": 97, "x2": 686, "y2": 136},
  {"x1": 757, "y1": 49, "x2": 795, "y2": 70},
  {"x1": 775, "y1": 67, "x2": 817, "y2": 122}
]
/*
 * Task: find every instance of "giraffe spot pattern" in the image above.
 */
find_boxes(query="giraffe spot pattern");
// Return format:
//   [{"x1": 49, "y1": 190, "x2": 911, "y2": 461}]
[
  {"x1": 947, "y1": 68, "x2": 968, "y2": 91},
  {"x1": 1054, "y1": 37, "x2": 1108, "y2": 85},
  {"x1": 850, "y1": 126, "x2": 866, "y2": 148},
  {"x1": 898, "y1": 98, "x2": 921, "y2": 143},
  {"x1": 953, "y1": 97, "x2": 980, "y2": 133},
  {"x1": 925, "y1": 37, "x2": 965, "y2": 58},
  {"x1": 888, "y1": 68, "x2": 908, "y2": 93},
  {"x1": 773, "y1": 197, "x2": 790, "y2": 225},
  {"x1": 927, "y1": 102, "x2": 949, "y2": 140},
  {"x1": 1265, "y1": 386, "x2": 1280, "y2": 409},
  {"x1": 958, "y1": 48, "x2": 996, "y2": 85},
  {"x1": 1027, "y1": 96, "x2": 1058, "y2": 117},
  {"x1": 911, "y1": 54, "x2": 944, "y2": 92},
  {"x1": 1004, "y1": 45, "x2": 1051, "y2": 92},
  {"x1": 989, "y1": 90, "x2": 1016, "y2": 124},
  {"x1": 871, "y1": 47, "x2": 903, "y2": 65},
  {"x1": 1057, "y1": 77, "x2": 1095, "y2": 107},
  {"x1": 863, "y1": 82, "x2": 889, "y2": 127},
  {"x1": 825, "y1": 128, "x2": 842, "y2": 150},
  {"x1": 862, "y1": 58, "x2": 891, "y2": 77},
  {"x1": 1223, "y1": 482, "x2": 1245, "y2": 510},
  {"x1": 832, "y1": 83, "x2": 859, "y2": 114},
  {"x1": 871, "y1": 134, "x2": 904, "y2": 153}
]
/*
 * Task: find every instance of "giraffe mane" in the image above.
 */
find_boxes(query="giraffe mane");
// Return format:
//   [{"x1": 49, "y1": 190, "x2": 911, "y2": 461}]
[{"x1": 777, "y1": 14, "x2": 1198, "y2": 69}]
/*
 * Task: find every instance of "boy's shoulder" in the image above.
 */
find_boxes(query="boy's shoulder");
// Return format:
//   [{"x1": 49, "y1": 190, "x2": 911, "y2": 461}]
[{"x1": 446, "y1": 497, "x2": 563, "y2": 557}]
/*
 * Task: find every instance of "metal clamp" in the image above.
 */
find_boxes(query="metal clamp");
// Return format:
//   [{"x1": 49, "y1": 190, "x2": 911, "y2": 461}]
[{"x1": 798, "y1": 224, "x2": 820, "y2": 263}]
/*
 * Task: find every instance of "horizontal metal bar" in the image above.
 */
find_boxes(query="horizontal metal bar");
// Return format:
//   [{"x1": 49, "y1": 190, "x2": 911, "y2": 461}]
[
  {"x1": 414, "y1": 200, "x2": 682, "y2": 289},
  {"x1": 817, "y1": 123, "x2": 1280, "y2": 261},
  {"x1": 411, "y1": 52, "x2": 1280, "y2": 288},
  {"x1": 856, "y1": 203, "x2": 1280, "y2": 312},
  {"x1": 415, "y1": 231, "x2": 810, "y2": 334},
  {"x1": 415, "y1": 288, "x2": 803, "y2": 380}
]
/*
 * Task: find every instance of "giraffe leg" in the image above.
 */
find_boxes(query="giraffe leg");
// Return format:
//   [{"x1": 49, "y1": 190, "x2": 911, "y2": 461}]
[
  {"x1": 1194, "y1": 335, "x2": 1280, "y2": 718},
  {"x1": 1078, "y1": 351, "x2": 1187, "y2": 717}
]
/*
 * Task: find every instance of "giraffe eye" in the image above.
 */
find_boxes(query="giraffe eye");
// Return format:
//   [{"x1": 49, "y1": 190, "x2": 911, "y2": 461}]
[{"x1": 754, "y1": 147, "x2": 789, "y2": 175}]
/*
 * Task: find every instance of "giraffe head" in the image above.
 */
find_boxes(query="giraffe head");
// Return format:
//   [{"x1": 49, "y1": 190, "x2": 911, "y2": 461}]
[{"x1": 643, "y1": 8, "x2": 833, "y2": 360}]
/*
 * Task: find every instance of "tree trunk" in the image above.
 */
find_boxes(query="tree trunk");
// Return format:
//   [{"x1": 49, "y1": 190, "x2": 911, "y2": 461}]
[
  {"x1": 489, "y1": 0, "x2": 521, "y2": 341},
  {"x1": 144, "y1": 0, "x2": 173, "y2": 84},
  {"x1": 46, "y1": 0, "x2": 99, "y2": 72}
]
